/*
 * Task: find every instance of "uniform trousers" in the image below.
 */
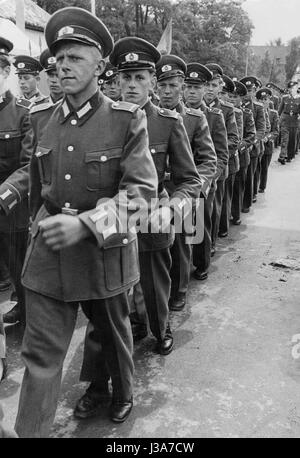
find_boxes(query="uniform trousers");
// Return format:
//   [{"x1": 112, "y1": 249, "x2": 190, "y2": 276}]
[
  {"x1": 211, "y1": 179, "x2": 225, "y2": 248},
  {"x1": 259, "y1": 153, "x2": 272, "y2": 191},
  {"x1": 15, "y1": 289, "x2": 133, "y2": 438},
  {"x1": 193, "y1": 189, "x2": 215, "y2": 272},
  {"x1": 231, "y1": 167, "x2": 247, "y2": 222},
  {"x1": 253, "y1": 154, "x2": 262, "y2": 197},
  {"x1": 243, "y1": 156, "x2": 258, "y2": 210},
  {"x1": 280, "y1": 124, "x2": 298, "y2": 160},
  {"x1": 219, "y1": 173, "x2": 236, "y2": 235},
  {"x1": 170, "y1": 233, "x2": 192, "y2": 298},
  {"x1": 0, "y1": 230, "x2": 28, "y2": 322},
  {"x1": 139, "y1": 248, "x2": 171, "y2": 341}
]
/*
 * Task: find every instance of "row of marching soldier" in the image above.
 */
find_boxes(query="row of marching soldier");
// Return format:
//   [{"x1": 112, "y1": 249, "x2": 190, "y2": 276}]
[{"x1": 0, "y1": 6, "x2": 299, "y2": 438}]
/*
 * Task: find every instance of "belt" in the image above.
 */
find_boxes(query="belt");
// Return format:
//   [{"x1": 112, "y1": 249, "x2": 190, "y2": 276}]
[{"x1": 44, "y1": 200, "x2": 80, "y2": 216}]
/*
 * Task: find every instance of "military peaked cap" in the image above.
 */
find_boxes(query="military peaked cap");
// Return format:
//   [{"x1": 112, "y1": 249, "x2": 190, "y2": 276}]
[
  {"x1": 102, "y1": 62, "x2": 118, "y2": 82},
  {"x1": 40, "y1": 49, "x2": 57, "y2": 72},
  {"x1": 110, "y1": 37, "x2": 161, "y2": 72},
  {"x1": 206, "y1": 63, "x2": 223, "y2": 78},
  {"x1": 45, "y1": 7, "x2": 114, "y2": 58},
  {"x1": 222, "y1": 74, "x2": 235, "y2": 93},
  {"x1": 0, "y1": 37, "x2": 13, "y2": 55},
  {"x1": 287, "y1": 80, "x2": 297, "y2": 89},
  {"x1": 256, "y1": 87, "x2": 272, "y2": 100},
  {"x1": 232, "y1": 80, "x2": 247, "y2": 97},
  {"x1": 185, "y1": 63, "x2": 212, "y2": 83},
  {"x1": 156, "y1": 54, "x2": 187, "y2": 81},
  {"x1": 240, "y1": 76, "x2": 258, "y2": 90},
  {"x1": 13, "y1": 55, "x2": 43, "y2": 74}
]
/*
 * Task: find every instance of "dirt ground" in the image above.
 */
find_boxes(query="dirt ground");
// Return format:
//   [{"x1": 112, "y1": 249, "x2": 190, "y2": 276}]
[{"x1": 1, "y1": 148, "x2": 300, "y2": 438}]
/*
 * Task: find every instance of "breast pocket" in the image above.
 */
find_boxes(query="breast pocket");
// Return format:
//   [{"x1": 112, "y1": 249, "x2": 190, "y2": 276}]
[
  {"x1": 85, "y1": 148, "x2": 122, "y2": 191},
  {"x1": 35, "y1": 146, "x2": 52, "y2": 185},
  {"x1": 149, "y1": 143, "x2": 168, "y2": 182},
  {"x1": 0, "y1": 130, "x2": 22, "y2": 172}
]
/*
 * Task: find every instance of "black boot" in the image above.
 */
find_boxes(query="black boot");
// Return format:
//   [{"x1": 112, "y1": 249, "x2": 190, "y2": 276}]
[{"x1": 74, "y1": 382, "x2": 111, "y2": 419}]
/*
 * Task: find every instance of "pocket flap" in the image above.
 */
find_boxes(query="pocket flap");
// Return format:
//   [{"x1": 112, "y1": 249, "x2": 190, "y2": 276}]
[
  {"x1": 0, "y1": 129, "x2": 22, "y2": 140},
  {"x1": 35, "y1": 146, "x2": 51, "y2": 158},
  {"x1": 103, "y1": 231, "x2": 136, "y2": 249},
  {"x1": 149, "y1": 143, "x2": 168, "y2": 154},
  {"x1": 85, "y1": 148, "x2": 122, "y2": 163}
]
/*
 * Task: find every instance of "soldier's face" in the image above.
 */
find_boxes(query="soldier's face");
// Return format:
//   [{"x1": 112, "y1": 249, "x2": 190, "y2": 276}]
[
  {"x1": 157, "y1": 76, "x2": 184, "y2": 109},
  {"x1": 102, "y1": 77, "x2": 122, "y2": 101},
  {"x1": 55, "y1": 43, "x2": 104, "y2": 96},
  {"x1": 227, "y1": 93, "x2": 240, "y2": 108},
  {"x1": 46, "y1": 70, "x2": 63, "y2": 97},
  {"x1": 18, "y1": 74, "x2": 38, "y2": 97},
  {"x1": 119, "y1": 70, "x2": 155, "y2": 106},
  {"x1": 204, "y1": 78, "x2": 222, "y2": 102},
  {"x1": 0, "y1": 65, "x2": 10, "y2": 92},
  {"x1": 183, "y1": 83, "x2": 205, "y2": 106}
]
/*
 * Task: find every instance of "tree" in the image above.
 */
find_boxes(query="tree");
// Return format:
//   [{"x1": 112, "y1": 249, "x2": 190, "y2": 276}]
[
  {"x1": 285, "y1": 37, "x2": 300, "y2": 81},
  {"x1": 257, "y1": 51, "x2": 273, "y2": 81}
]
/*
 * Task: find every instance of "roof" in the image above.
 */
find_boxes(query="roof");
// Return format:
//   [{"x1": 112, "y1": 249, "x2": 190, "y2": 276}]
[
  {"x1": 249, "y1": 45, "x2": 290, "y2": 62},
  {"x1": 0, "y1": 0, "x2": 50, "y2": 32}
]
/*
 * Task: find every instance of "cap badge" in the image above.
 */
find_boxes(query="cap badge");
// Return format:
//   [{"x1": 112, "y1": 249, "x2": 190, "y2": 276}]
[
  {"x1": 245, "y1": 81, "x2": 252, "y2": 86},
  {"x1": 125, "y1": 53, "x2": 139, "y2": 62},
  {"x1": 106, "y1": 70, "x2": 114, "y2": 77},
  {"x1": 18, "y1": 62, "x2": 25, "y2": 69},
  {"x1": 261, "y1": 92, "x2": 266, "y2": 96},
  {"x1": 162, "y1": 65, "x2": 172, "y2": 72},
  {"x1": 190, "y1": 72, "x2": 199, "y2": 78},
  {"x1": 48, "y1": 57, "x2": 56, "y2": 65},
  {"x1": 58, "y1": 26, "x2": 75, "y2": 37}
]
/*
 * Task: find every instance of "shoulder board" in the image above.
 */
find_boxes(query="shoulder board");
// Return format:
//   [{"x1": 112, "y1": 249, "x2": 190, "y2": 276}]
[
  {"x1": 15, "y1": 98, "x2": 32, "y2": 109},
  {"x1": 158, "y1": 107, "x2": 179, "y2": 119},
  {"x1": 207, "y1": 107, "x2": 222, "y2": 115},
  {"x1": 220, "y1": 100, "x2": 234, "y2": 108},
  {"x1": 234, "y1": 107, "x2": 242, "y2": 113},
  {"x1": 185, "y1": 107, "x2": 202, "y2": 118},
  {"x1": 111, "y1": 101, "x2": 139, "y2": 113},
  {"x1": 242, "y1": 107, "x2": 252, "y2": 114},
  {"x1": 30, "y1": 101, "x2": 55, "y2": 115},
  {"x1": 254, "y1": 101, "x2": 263, "y2": 107},
  {"x1": 270, "y1": 108, "x2": 278, "y2": 115}
]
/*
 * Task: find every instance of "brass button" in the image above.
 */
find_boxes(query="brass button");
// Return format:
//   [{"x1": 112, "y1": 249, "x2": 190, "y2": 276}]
[
  {"x1": 123, "y1": 238, "x2": 129, "y2": 245},
  {"x1": 71, "y1": 119, "x2": 77, "y2": 126},
  {"x1": 64, "y1": 202, "x2": 71, "y2": 208},
  {"x1": 150, "y1": 148, "x2": 156, "y2": 154},
  {"x1": 67, "y1": 145, "x2": 74, "y2": 152},
  {"x1": 5, "y1": 134, "x2": 10, "y2": 139},
  {"x1": 101, "y1": 156, "x2": 107, "y2": 162},
  {"x1": 65, "y1": 174, "x2": 71, "y2": 181}
]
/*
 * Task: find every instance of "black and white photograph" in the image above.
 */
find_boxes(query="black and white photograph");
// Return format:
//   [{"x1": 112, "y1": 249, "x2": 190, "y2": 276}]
[{"x1": 0, "y1": 0, "x2": 300, "y2": 442}]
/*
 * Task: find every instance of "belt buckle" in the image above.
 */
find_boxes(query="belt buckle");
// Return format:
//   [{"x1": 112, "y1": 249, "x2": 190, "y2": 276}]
[{"x1": 62, "y1": 207, "x2": 78, "y2": 216}]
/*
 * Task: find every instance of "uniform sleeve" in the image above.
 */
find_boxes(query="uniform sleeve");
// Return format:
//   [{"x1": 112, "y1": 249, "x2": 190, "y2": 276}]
[
  {"x1": 0, "y1": 110, "x2": 33, "y2": 215},
  {"x1": 225, "y1": 107, "x2": 239, "y2": 155},
  {"x1": 167, "y1": 116, "x2": 201, "y2": 203},
  {"x1": 278, "y1": 97, "x2": 285, "y2": 117},
  {"x1": 242, "y1": 111, "x2": 256, "y2": 151},
  {"x1": 79, "y1": 109, "x2": 158, "y2": 248},
  {"x1": 271, "y1": 112, "x2": 279, "y2": 141},
  {"x1": 264, "y1": 109, "x2": 271, "y2": 138},
  {"x1": 191, "y1": 115, "x2": 217, "y2": 199},
  {"x1": 212, "y1": 112, "x2": 229, "y2": 181},
  {"x1": 255, "y1": 105, "x2": 266, "y2": 141}
]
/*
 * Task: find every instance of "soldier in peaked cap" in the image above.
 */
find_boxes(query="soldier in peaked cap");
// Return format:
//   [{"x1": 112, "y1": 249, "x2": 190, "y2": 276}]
[
  {"x1": 239, "y1": 76, "x2": 266, "y2": 213},
  {"x1": 39, "y1": 48, "x2": 64, "y2": 103},
  {"x1": 218, "y1": 74, "x2": 241, "y2": 238},
  {"x1": 203, "y1": 63, "x2": 239, "y2": 257},
  {"x1": 278, "y1": 80, "x2": 300, "y2": 164},
  {"x1": 13, "y1": 55, "x2": 47, "y2": 106},
  {"x1": 100, "y1": 62, "x2": 121, "y2": 101},
  {"x1": 228, "y1": 80, "x2": 256, "y2": 225},
  {"x1": 155, "y1": 56, "x2": 216, "y2": 311},
  {"x1": 256, "y1": 88, "x2": 279, "y2": 193},
  {"x1": 183, "y1": 62, "x2": 228, "y2": 282},
  {"x1": 266, "y1": 82, "x2": 280, "y2": 111},
  {"x1": 14, "y1": 8, "x2": 158, "y2": 437},
  {"x1": 0, "y1": 39, "x2": 33, "y2": 328}
]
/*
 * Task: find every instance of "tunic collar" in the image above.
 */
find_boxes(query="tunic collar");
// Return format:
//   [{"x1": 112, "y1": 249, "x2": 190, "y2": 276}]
[{"x1": 60, "y1": 90, "x2": 102, "y2": 126}]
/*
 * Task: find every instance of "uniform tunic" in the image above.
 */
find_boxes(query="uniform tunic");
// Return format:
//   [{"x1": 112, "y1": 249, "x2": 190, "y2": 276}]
[{"x1": 278, "y1": 94, "x2": 300, "y2": 160}]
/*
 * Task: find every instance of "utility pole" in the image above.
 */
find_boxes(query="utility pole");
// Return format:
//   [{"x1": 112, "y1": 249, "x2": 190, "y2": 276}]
[
  {"x1": 91, "y1": 0, "x2": 96, "y2": 15},
  {"x1": 16, "y1": 0, "x2": 25, "y2": 33}
]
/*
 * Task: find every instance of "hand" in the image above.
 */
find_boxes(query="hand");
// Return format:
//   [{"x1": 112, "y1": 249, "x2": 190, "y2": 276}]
[
  {"x1": 149, "y1": 206, "x2": 173, "y2": 233},
  {"x1": 38, "y1": 214, "x2": 90, "y2": 251}
]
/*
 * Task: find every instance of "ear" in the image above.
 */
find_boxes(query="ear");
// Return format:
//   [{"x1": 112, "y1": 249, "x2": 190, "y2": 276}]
[
  {"x1": 36, "y1": 76, "x2": 40, "y2": 83},
  {"x1": 95, "y1": 59, "x2": 106, "y2": 78},
  {"x1": 4, "y1": 65, "x2": 11, "y2": 77},
  {"x1": 150, "y1": 73, "x2": 157, "y2": 90}
]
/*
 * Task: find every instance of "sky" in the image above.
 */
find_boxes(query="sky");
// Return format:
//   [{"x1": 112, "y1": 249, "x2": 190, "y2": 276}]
[{"x1": 242, "y1": 0, "x2": 300, "y2": 45}]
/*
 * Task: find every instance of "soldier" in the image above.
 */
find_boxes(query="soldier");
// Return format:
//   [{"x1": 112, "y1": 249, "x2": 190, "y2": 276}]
[
  {"x1": 240, "y1": 76, "x2": 266, "y2": 213},
  {"x1": 13, "y1": 55, "x2": 47, "y2": 106},
  {"x1": 39, "y1": 48, "x2": 64, "y2": 103},
  {"x1": 14, "y1": 8, "x2": 158, "y2": 437},
  {"x1": 266, "y1": 82, "x2": 280, "y2": 111},
  {"x1": 184, "y1": 63, "x2": 228, "y2": 275},
  {"x1": 0, "y1": 38, "x2": 33, "y2": 326},
  {"x1": 204, "y1": 63, "x2": 238, "y2": 251},
  {"x1": 257, "y1": 88, "x2": 279, "y2": 192},
  {"x1": 100, "y1": 62, "x2": 122, "y2": 101},
  {"x1": 228, "y1": 80, "x2": 256, "y2": 225},
  {"x1": 278, "y1": 81, "x2": 300, "y2": 164},
  {"x1": 218, "y1": 74, "x2": 240, "y2": 237},
  {"x1": 155, "y1": 56, "x2": 216, "y2": 310}
]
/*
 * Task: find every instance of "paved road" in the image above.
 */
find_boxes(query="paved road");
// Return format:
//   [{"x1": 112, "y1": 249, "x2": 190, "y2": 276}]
[{"x1": 1, "y1": 149, "x2": 300, "y2": 438}]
